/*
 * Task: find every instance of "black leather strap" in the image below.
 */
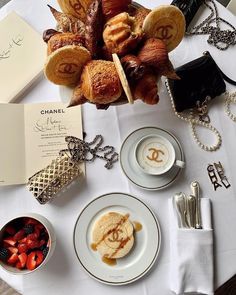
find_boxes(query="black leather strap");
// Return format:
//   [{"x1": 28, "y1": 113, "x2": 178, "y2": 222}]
[{"x1": 204, "y1": 51, "x2": 236, "y2": 86}]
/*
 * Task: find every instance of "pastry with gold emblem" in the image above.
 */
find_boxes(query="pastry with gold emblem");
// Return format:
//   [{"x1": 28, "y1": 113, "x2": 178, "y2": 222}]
[
  {"x1": 57, "y1": 0, "x2": 93, "y2": 22},
  {"x1": 142, "y1": 5, "x2": 185, "y2": 52},
  {"x1": 103, "y1": 12, "x2": 143, "y2": 56},
  {"x1": 44, "y1": 45, "x2": 91, "y2": 86},
  {"x1": 92, "y1": 212, "x2": 134, "y2": 259},
  {"x1": 80, "y1": 60, "x2": 122, "y2": 104}
]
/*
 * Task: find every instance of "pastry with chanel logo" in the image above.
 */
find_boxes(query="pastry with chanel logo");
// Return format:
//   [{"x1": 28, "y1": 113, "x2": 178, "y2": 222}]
[
  {"x1": 91, "y1": 212, "x2": 134, "y2": 259},
  {"x1": 142, "y1": 5, "x2": 185, "y2": 52},
  {"x1": 103, "y1": 12, "x2": 143, "y2": 56},
  {"x1": 47, "y1": 32, "x2": 85, "y2": 55},
  {"x1": 47, "y1": 5, "x2": 86, "y2": 35},
  {"x1": 80, "y1": 60, "x2": 122, "y2": 104},
  {"x1": 57, "y1": 0, "x2": 93, "y2": 22},
  {"x1": 44, "y1": 44, "x2": 91, "y2": 86}
]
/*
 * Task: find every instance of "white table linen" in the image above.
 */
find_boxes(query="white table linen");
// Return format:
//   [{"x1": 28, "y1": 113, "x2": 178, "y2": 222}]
[
  {"x1": 169, "y1": 198, "x2": 213, "y2": 295},
  {"x1": 0, "y1": 1, "x2": 236, "y2": 294}
]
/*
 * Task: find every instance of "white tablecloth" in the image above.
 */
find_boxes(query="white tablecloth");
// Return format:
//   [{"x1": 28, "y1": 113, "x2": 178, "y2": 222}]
[{"x1": 0, "y1": 1, "x2": 236, "y2": 294}]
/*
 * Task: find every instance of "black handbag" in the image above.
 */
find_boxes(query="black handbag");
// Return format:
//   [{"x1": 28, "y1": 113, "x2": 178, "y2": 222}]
[
  {"x1": 167, "y1": 51, "x2": 226, "y2": 113},
  {"x1": 165, "y1": 51, "x2": 236, "y2": 152},
  {"x1": 171, "y1": 0, "x2": 203, "y2": 29}
]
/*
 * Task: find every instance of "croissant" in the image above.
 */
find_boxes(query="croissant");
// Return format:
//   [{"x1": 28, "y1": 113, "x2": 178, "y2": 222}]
[{"x1": 133, "y1": 74, "x2": 159, "y2": 105}]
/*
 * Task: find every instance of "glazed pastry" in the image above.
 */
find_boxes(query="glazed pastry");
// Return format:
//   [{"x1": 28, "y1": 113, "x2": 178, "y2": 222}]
[
  {"x1": 47, "y1": 32, "x2": 85, "y2": 55},
  {"x1": 57, "y1": 0, "x2": 93, "y2": 22},
  {"x1": 142, "y1": 5, "x2": 185, "y2": 52},
  {"x1": 85, "y1": 0, "x2": 103, "y2": 58},
  {"x1": 103, "y1": 12, "x2": 143, "y2": 56},
  {"x1": 112, "y1": 53, "x2": 134, "y2": 104},
  {"x1": 102, "y1": 0, "x2": 131, "y2": 20},
  {"x1": 43, "y1": 29, "x2": 61, "y2": 43},
  {"x1": 133, "y1": 73, "x2": 159, "y2": 105},
  {"x1": 128, "y1": 2, "x2": 150, "y2": 29},
  {"x1": 44, "y1": 45, "x2": 91, "y2": 86},
  {"x1": 80, "y1": 60, "x2": 122, "y2": 104},
  {"x1": 69, "y1": 83, "x2": 87, "y2": 106},
  {"x1": 137, "y1": 38, "x2": 179, "y2": 79},
  {"x1": 48, "y1": 5, "x2": 85, "y2": 36},
  {"x1": 121, "y1": 54, "x2": 146, "y2": 81},
  {"x1": 92, "y1": 212, "x2": 134, "y2": 259}
]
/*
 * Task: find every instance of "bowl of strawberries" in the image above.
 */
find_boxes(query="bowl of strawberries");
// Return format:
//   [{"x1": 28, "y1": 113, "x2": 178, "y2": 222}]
[{"x1": 0, "y1": 214, "x2": 56, "y2": 274}]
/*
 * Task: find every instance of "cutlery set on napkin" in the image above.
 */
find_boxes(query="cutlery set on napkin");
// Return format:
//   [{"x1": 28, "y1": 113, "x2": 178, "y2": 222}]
[{"x1": 169, "y1": 181, "x2": 214, "y2": 295}]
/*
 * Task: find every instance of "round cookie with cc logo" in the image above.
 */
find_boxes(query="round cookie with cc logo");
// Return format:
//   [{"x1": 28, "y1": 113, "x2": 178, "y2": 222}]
[{"x1": 142, "y1": 5, "x2": 186, "y2": 52}]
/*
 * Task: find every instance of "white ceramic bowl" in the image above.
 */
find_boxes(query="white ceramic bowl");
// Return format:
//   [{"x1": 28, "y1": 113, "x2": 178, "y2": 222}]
[{"x1": 0, "y1": 213, "x2": 56, "y2": 275}]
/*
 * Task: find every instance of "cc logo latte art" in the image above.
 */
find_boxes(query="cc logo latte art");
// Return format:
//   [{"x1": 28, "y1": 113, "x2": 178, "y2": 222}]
[
  {"x1": 146, "y1": 148, "x2": 165, "y2": 163},
  {"x1": 58, "y1": 63, "x2": 78, "y2": 74}
]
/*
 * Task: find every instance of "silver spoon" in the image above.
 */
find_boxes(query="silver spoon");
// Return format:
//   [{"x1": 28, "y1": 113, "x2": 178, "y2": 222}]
[
  {"x1": 186, "y1": 194, "x2": 196, "y2": 228},
  {"x1": 174, "y1": 193, "x2": 189, "y2": 228}
]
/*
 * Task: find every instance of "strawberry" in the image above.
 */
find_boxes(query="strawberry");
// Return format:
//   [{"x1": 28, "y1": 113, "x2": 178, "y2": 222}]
[
  {"x1": 18, "y1": 253, "x2": 27, "y2": 268},
  {"x1": 5, "y1": 225, "x2": 16, "y2": 235},
  {"x1": 13, "y1": 229, "x2": 25, "y2": 241},
  {"x1": 3, "y1": 238, "x2": 16, "y2": 247},
  {"x1": 35, "y1": 251, "x2": 44, "y2": 266},
  {"x1": 27, "y1": 233, "x2": 38, "y2": 241},
  {"x1": 26, "y1": 252, "x2": 37, "y2": 271},
  {"x1": 19, "y1": 237, "x2": 27, "y2": 244},
  {"x1": 24, "y1": 218, "x2": 39, "y2": 226},
  {"x1": 7, "y1": 247, "x2": 18, "y2": 254},
  {"x1": 26, "y1": 239, "x2": 39, "y2": 249},
  {"x1": 7, "y1": 253, "x2": 18, "y2": 265},
  {"x1": 18, "y1": 243, "x2": 28, "y2": 254},
  {"x1": 39, "y1": 240, "x2": 46, "y2": 247},
  {"x1": 34, "y1": 226, "x2": 41, "y2": 238}
]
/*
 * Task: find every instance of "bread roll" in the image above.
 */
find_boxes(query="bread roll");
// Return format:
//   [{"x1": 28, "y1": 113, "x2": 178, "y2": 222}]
[{"x1": 81, "y1": 60, "x2": 122, "y2": 104}]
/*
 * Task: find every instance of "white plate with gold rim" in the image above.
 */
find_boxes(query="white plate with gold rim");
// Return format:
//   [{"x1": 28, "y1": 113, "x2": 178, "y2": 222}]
[
  {"x1": 73, "y1": 193, "x2": 161, "y2": 285},
  {"x1": 120, "y1": 127, "x2": 185, "y2": 190}
]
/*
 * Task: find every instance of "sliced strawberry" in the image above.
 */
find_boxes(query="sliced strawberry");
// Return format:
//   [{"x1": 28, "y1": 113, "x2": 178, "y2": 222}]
[
  {"x1": 3, "y1": 238, "x2": 16, "y2": 246},
  {"x1": 8, "y1": 247, "x2": 18, "y2": 254},
  {"x1": 35, "y1": 223, "x2": 44, "y2": 230},
  {"x1": 24, "y1": 218, "x2": 39, "y2": 226},
  {"x1": 39, "y1": 240, "x2": 46, "y2": 247},
  {"x1": 34, "y1": 226, "x2": 41, "y2": 237},
  {"x1": 26, "y1": 252, "x2": 37, "y2": 271},
  {"x1": 19, "y1": 237, "x2": 27, "y2": 243},
  {"x1": 13, "y1": 229, "x2": 25, "y2": 241},
  {"x1": 18, "y1": 253, "x2": 27, "y2": 268},
  {"x1": 5, "y1": 225, "x2": 16, "y2": 235},
  {"x1": 26, "y1": 239, "x2": 39, "y2": 249},
  {"x1": 16, "y1": 261, "x2": 23, "y2": 269},
  {"x1": 35, "y1": 251, "x2": 44, "y2": 266},
  {"x1": 27, "y1": 233, "x2": 38, "y2": 241},
  {"x1": 7, "y1": 253, "x2": 18, "y2": 265},
  {"x1": 18, "y1": 243, "x2": 28, "y2": 254}
]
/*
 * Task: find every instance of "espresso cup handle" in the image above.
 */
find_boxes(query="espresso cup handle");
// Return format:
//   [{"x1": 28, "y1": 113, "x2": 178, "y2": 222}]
[{"x1": 175, "y1": 160, "x2": 185, "y2": 169}]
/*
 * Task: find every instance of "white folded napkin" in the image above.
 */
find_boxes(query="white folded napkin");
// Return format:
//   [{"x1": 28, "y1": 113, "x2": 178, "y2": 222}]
[{"x1": 169, "y1": 197, "x2": 214, "y2": 295}]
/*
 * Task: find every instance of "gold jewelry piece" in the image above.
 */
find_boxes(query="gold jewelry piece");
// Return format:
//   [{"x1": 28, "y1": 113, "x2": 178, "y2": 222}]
[{"x1": 214, "y1": 161, "x2": 231, "y2": 189}]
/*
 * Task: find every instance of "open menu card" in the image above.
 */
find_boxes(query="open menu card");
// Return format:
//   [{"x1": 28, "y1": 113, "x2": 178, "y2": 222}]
[
  {"x1": 0, "y1": 102, "x2": 83, "y2": 185},
  {"x1": 0, "y1": 11, "x2": 46, "y2": 103}
]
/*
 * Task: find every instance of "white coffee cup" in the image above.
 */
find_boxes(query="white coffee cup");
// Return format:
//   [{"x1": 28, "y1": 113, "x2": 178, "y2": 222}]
[{"x1": 135, "y1": 134, "x2": 185, "y2": 175}]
